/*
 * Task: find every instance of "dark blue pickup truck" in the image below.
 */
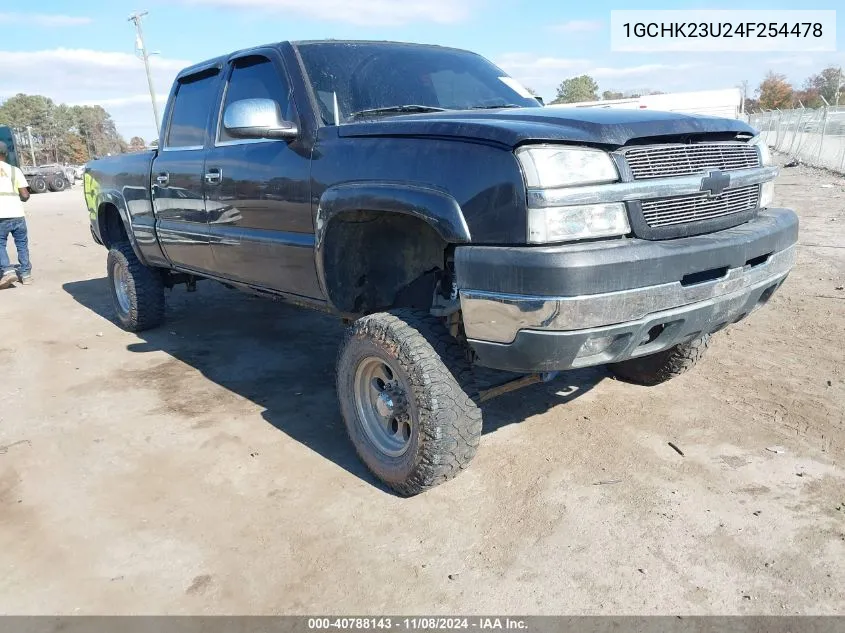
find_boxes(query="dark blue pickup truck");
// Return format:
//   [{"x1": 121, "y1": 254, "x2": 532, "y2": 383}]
[{"x1": 84, "y1": 40, "x2": 797, "y2": 495}]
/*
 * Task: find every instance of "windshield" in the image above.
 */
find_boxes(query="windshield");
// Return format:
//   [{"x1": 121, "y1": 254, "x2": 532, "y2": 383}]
[{"x1": 295, "y1": 42, "x2": 541, "y2": 124}]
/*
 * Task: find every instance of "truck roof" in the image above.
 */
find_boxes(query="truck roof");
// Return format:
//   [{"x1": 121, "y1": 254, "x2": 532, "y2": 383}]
[
  {"x1": 176, "y1": 40, "x2": 476, "y2": 80},
  {"x1": 291, "y1": 39, "x2": 470, "y2": 51}
]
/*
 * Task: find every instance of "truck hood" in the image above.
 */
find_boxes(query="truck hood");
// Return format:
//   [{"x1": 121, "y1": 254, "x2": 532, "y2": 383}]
[{"x1": 337, "y1": 107, "x2": 755, "y2": 148}]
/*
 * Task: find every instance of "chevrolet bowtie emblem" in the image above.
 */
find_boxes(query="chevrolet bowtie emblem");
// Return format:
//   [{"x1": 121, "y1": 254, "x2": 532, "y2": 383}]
[{"x1": 700, "y1": 170, "x2": 731, "y2": 197}]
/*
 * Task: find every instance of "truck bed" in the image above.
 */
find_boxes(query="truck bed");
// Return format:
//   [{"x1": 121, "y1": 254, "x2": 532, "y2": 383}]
[{"x1": 85, "y1": 150, "x2": 163, "y2": 266}]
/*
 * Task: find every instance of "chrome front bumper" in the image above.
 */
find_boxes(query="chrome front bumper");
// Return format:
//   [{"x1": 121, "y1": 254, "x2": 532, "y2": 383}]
[
  {"x1": 461, "y1": 245, "x2": 795, "y2": 345},
  {"x1": 459, "y1": 243, "x2": 795, "y2": 372}
]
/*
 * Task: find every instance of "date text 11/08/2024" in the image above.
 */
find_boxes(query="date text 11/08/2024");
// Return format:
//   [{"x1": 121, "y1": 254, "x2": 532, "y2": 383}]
[{"x1": 307, "y1": 618, "x2": 528, "y2": 630}]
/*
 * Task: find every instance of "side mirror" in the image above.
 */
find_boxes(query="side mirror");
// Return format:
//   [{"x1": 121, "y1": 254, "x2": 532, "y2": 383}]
[
  {"x1": 223, "y1": 98, "x2": 298, "y2": 140},
  {"x1": 534, "y1": 96, "x2": 545, "y2": 106}
]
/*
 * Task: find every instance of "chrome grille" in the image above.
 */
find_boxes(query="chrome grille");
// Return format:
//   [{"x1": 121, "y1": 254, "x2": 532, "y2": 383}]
[
  {"x1": 624, "y1": 143, "x2": 760, "y2": 179},
  {"x1": 641, "y1": 185, "x2": 760, "y2": 228}
]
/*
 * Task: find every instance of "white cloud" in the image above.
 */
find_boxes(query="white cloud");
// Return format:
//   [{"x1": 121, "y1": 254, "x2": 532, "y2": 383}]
[
  {"x1": 589, "y1": 63, "x2": 700, "y2": 79},
  {"x1": 550, "y1": 20, "x2": 603, "y2": 33},
  {"x1": 495, "y1": 53, "x2": 594, "y2": 97},
  {"x1": 497, "y1": 53, "x2": 592, "y2": 72},
  {"x1": 763, "y1": 54, "x2": 845, "y2": 71},
  {"x1": 0, "y1": 49, "x2": 190, "y2": 141},
  {"x1": 72, "y1": 94, "x2": 169, "y2": 108},
  {"x1": 498, "y1": 52, "x2": 731, "y2": 100},
  {"x1": 0, "y1": 12, "x2": 92, "y2": 27},
  {"x1": 181, "y1": 0, "x2": 476, "y2": 25}
]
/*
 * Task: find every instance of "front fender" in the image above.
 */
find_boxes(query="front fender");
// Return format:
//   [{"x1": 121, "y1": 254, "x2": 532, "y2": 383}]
[
  {"x1": 315, "y1": 182, "x2": 471, "y2": 247},
  {"x1": 314, "y1": 182, "x2": 471, "y2": 305}
]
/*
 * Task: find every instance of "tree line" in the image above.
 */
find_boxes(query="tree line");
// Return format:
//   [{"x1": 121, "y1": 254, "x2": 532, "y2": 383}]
[
  {"x1": 549, "y1": 66, "x2": 843, "y2": 111},
  {"x1": 549, "y1": 75, "x2": 665, "y2": 105},
  {"x1": 0, "y1": 94, "x2": 149, "y2": 167},
  {"x1": 751, "y1": 67, "x2": 843, "y2": 111}
]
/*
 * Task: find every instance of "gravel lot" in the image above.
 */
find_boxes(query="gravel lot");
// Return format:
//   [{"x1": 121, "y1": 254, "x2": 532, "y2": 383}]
[{"x1": 1, "y1": 159, "x2": 843, "y2": 614}]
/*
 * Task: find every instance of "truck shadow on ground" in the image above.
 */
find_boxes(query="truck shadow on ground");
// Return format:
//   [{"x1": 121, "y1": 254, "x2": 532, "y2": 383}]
[{"x1": 63, "y1": 278, "x2": 606, "y2": 492}]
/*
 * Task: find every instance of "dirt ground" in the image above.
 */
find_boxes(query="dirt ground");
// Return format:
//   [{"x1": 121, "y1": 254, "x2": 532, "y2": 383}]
[{"x1": 1, "y1": 159, "x2": 843, "y2": 615}]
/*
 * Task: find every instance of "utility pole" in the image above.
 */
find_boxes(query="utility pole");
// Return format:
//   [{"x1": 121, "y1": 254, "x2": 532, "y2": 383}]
[
  {"x1": 81, "y1": 128, "x2": 93, "y2": 161},
  {"x1": 836, "y1": 66, "x2": 842, "y2": 107},
  {"x1": 25, "y1": 126, "x2": 36, "y2": 167},
  {"x1": 128, "y1": 11, "x2": 160, "y2": 136},
  {"x1": 739, "y1": 80, "x2": 749, "y2": 115}
]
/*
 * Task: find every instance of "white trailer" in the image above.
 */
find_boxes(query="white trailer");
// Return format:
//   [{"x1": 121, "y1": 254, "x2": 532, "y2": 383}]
[{"x1": 547, "y1": 88, "x2": 743, "y2": 120}]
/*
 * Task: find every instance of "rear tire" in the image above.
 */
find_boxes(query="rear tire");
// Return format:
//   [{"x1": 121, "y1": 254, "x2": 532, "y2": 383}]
[
  {"x1": 609, "y1": 335, "x2": 711, "y2": 386},
  {"x1": 336, "y1": 309, "x2": 482, "y2": 496},
  {"x1": 30, "y1": 176, "x2": 48, "y2": 194},
  {"x1": 106, "y1": 242, "x2": 165, "y2": 332},
  {"x1": 48, "y1": 175, "x2": 67, "y2": 192}
]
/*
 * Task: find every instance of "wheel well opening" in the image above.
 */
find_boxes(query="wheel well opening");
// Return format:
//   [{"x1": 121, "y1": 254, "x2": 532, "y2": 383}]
[
  {"x1": 323, "y1": 211, "x2": 450, "y2": 315},
  {"x1": 98, "y1": 204, "x2": 128, "y2": 249}
]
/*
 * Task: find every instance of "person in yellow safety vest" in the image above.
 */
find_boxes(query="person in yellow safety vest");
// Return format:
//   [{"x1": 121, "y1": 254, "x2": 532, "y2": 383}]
[{"x1": 0, "y1": 141, "x2": 32, "y2": 289}]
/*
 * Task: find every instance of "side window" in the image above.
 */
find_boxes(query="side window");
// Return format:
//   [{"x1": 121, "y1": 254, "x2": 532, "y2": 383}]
[
  {"x1": 166, "y1": 70, "x2": 219, "y2": 148},
  {"x1": 218, "y1": 56, "x2": 293, "y2": 143}
]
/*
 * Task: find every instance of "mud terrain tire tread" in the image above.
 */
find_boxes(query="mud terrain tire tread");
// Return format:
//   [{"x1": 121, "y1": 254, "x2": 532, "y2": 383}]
[
  {"x1": 609, "y1": 335, "x2": 711, "y2": 386},
  {"x1": 336, "y1": 309, "x2": 482, "y2": 496},
  {"x1": 107, "y1": 241, "x2": 165, "y2": 332}
]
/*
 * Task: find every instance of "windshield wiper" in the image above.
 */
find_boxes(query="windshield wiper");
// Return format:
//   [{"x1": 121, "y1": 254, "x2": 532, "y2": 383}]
[
  {"x1": 469, "y1": 103, "x2": 523, "y2": 110},
  {"x1": 350, "y1": 105, "x2": 450, "y2": 119}
]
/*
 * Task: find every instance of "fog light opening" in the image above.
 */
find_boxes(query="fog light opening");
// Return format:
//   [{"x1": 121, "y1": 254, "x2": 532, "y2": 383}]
[
  {"x1": 639, "y1": 324, "x2": 666, "y2": 347},
  {"x1": 576, "y1": 334, "x2": 619, "y2": 359},
  {"x1": 756, "y1": 283, "x2": 778, "y2": 308}
]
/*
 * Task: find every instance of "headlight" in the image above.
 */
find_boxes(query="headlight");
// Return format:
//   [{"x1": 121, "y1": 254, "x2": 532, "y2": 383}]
[
  {"x1": 751, "y1": 135, "x2": 772, "y2": 166},
  {"x1": 517, "y1": 145, "x2": 627, "y2": 243},
  {"x1": 527, "y1": 203, "x2": 630, "y2": 243},
  {"x1": 516, "y1": 145, "x2": 619, "y2": 188}
]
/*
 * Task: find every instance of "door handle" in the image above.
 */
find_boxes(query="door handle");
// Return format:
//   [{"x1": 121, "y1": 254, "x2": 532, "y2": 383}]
[
  {"x1": 155, "y1": 172, "x2": 169, "y2": 186},
  {"x1": 205, "y1": 168, "x2": 222, "y2": 185}
]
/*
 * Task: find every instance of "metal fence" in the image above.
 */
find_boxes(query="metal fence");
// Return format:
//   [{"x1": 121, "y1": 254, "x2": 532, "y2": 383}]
[{"x1": 748, "y1": 107, "x2": 845, "y2": 174}]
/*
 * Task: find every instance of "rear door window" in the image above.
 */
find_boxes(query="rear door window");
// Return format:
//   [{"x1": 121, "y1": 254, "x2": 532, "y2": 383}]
[{"x1": 166, "y1": 70, "x2": 219, "y2": 149}]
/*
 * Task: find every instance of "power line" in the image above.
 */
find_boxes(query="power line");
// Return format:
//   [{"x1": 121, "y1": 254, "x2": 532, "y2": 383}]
[{"x1": 128, "y1": 11, "x2": 161, "y2": 137}]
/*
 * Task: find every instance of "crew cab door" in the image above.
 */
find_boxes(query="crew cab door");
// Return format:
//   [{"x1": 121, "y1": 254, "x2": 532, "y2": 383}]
[
  {"x1": 203, "y1": 50, "x2": 320, "y2": 297},
  {"x1": 152, "y1": 67, "x2": 220, "y2": 274}
]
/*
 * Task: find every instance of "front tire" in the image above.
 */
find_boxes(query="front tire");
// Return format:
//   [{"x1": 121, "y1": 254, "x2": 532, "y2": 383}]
[
  {"x1": 609, "y1": 335, "x2": 711, "y2": 386},
  {"x1": 106, "y1": 242, "x2": 165, "y2": 332},
  {"x1": 30, "y1": 176, "x2": 48, "y2": 194},
  {"x1": 336, "y1": 310, "x2": 482, "y2": 496}
]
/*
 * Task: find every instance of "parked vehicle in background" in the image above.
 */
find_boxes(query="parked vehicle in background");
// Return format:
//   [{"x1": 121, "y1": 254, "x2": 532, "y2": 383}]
[
  {"x1": 0, "y1": 126, "x2": 20, "y2": 168},
  {"x1": 549, "y1": 88, "x2": 743, "y2": 120},
  {"x1": 23, "y1": 164, "x2": 72, "y2": 193},
  {"x1": 0, "y1": 126, "x2": 81, "y2": 192},
  {"x1": 83, "y1": 40, "x2": 797, "y2": 496},
  {"x1": 39, "y1": 163, "x2": 77, "y2": 186}
]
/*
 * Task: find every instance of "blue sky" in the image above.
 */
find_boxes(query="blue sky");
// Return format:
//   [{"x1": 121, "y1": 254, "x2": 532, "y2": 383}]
[{"x1": 1, "y1": 0, "x2": 842, "y2": 140}]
